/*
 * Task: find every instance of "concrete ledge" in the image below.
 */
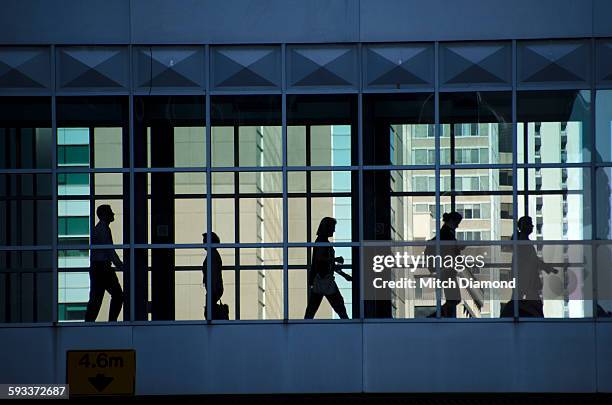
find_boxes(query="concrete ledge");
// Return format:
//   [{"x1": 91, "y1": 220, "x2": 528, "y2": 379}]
[{"x1": 1, "y1": 322, "x2": 610, "y2": 393}]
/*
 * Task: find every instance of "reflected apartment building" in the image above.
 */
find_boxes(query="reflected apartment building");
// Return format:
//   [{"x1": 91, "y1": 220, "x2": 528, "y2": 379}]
[{"x1": 387, "y1": 91, "x2": 588, "y2": 319}]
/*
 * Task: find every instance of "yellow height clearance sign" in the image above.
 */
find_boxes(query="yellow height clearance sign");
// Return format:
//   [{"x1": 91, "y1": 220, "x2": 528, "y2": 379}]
[{"x1": 66, "y1": 350, "x2": 135, "y2": 396}]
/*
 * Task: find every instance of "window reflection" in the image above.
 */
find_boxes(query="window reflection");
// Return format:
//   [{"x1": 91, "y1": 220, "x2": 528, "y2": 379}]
[
  {"x1": 58, "y1": 249, "x2": 126, "y2": 322},
  {"x1": 134, "y1": 172, "x2": 206, "y2": 245},
  {"x1": 134, "y1": 96, "x2": 206, "y2": 167},
  {"x1": 364, "y1": 170, "x2": 437, "y2": 241},
  {"x1": 518, "y1": 90, "x2": 591, "y2": 164},
  {"x1": 0, "y1": 250, "x2": 53, "y2": 322},
  {"x1": 363, "y1": 93, "x2": 434, "y2": 166},
  {"x1": 596, "y1": 168, "x2": 612, "y2": 240},
  {"x1": 596, "y1": 90, "x2": 612, "y2": 162},
  {"x1": 57, "y1": 97, "x2": 128, "y2": 169},
  {"x1": 57, "y1": 169, "x2": 127, "y2": 322},
  {"x1": 211, "y1": 96, "x2": 281, "y2": 168},
  {"x1": 287, "y1": 95, "x2": 357, "y2": 167},
  {"x1": 517, "y1": 167, "x2": 590, "y2": 241},
  {"x1": 134, "y1": 96, "x2": 205, "y2": 168},
  {"x1": 440, "y1": 92, "x2": 512, "y2": 165},
  {"x1": 288, "y1": 171, "x2": 354, "y2": 243},
  {"x1": 6, "y1": 78, "x2": 611, "y2": 322},
  {"x1": 0, "y1": 174, "x2": 52, "y2": 246},
  {"x1": 0, "y1": 98, "x2": 53, "y2": 250},
  {"x1": 0, "y1": 97, "x2": 52, "y2": 169},
  {"x1": 135, "y1": 248, "x2": 284, "y2": 321}
]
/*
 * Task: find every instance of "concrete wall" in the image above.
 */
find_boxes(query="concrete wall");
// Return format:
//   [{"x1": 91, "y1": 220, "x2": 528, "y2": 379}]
[
  {"x1": 1, "y1": 0, "x2": 611, "y2": 45},
  {"x1": 2, "y1": 321, "x2": 611, "y2": 394}
]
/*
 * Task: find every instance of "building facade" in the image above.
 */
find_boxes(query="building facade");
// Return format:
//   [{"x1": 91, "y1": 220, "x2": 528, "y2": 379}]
[{"x1": 2, "y1": 0, "x2": 612, "y2": 395}]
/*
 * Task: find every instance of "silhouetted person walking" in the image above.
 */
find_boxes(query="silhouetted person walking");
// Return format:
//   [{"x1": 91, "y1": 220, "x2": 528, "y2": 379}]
[
  {"x1": 85, "y1": 205, "x2": 124, "y2": 322},
  {"x1": 439, "y1": 211, "x2": 463, "y2": 318},
  {"x1": 202, "y1": 232, "x2": 227, "y2": 319},
  {"x1": 515, "y1": 215, "x2": 558, "y2": 317},
  {"x1": 304, "y1": 217, "x2": 352, "y2": 319}
]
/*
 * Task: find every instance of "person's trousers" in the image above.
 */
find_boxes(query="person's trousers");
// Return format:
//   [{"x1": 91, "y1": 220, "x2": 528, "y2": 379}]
[
  {"x1": 441, "y1": 269, "x2": 460, "y2": 318},
  {"x1": 304, "y1": 288, "x2": 349, "y2": 319},
  {"x1": 85, "y1": 261, "x2": 124, "y2": 322}
]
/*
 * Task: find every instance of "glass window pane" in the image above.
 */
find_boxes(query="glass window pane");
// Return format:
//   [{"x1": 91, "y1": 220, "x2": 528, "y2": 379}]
[
  {"x1": 212, "y1": 198, "x2": 235, "y2": 244},
  {"x1": 134, "y1": 96, "x2": 205, "y2": 168},
  {"x1": 516, "y1": 243, "x2": 593, "y2": 319},
  {"x1": 211, "y1": 126, "x2": 234, "y2": 167},
  {"x1": 212, "y1": 96, "x2": 281, "y2": 168},
  {"x1": 596, "y1": 168, "x2": 612, "y2": 239},
  {"x1": 212, "y1": 172, "x2": 234, "y2": 194},
  {"x1": 239, "y1": 198, "x2": 283, "y2": 243},
  {"x1": 287, "y1": 126, "x2": 306, "y2": 166},
  {"x1": 436, "y1": 168, "x2": 514, "y2": 240},
  {"x1": 288, "y1": 198, "x2": 307, "y2": 243},
  {"x1": 174, "y1": 127, "x2": 205, "y2": 167},
  {"x1": 0, "y1": 97, "x2": 52, "y2": 169},
  {"x1": 289, "y1": 171, "x2": 355, "y2": 243},
  {"x1": 94, "y1": 127, "x2": 123, "y2": 168},
  {"x1": 365, "y1": 170, "x2": 437, "y2": 241},
  {"x1": 134, "y1": 172, "x2": 205, "y2": 245},
  {"x1": 94, "y1": 173, "x2": 124, "y2": 196},
  {"x1": 58, "y1": 248, "x2": 126, "y2": 322},
  {"x1": 287, "y1": 95, "x2": 356, "y2": 167},
  {"x1": 518, "y1": 194, "x2": 587, "y2": 240},
  {"x1": 58, "y1": 128, "x2": 89, "y2": 166},
  {"x1": 440, "y1": 92, "x2": 512, "y2": 165},
  {"x1": 175, "y1": 199, "x2": 206, "y2": 244},
  {"x1": 239, "y1": 172, "x2": 282, "y2": 194},
  {"x1": 0, "y1": 174, "x2": 52, "y2": 246},
  {"x1": 238, "y1": 126, "x2": 282, "y2": 167},
  {"x1": 363, "y1": 94, "x2": 435, "y2": 165},
  {"x1": 518, "y1": 167, "x2": 590, "y2": 240},
  {"x1": 0, "y1": 250, "x2": 53, "y2": 322},
  {"x1": 57, "y1": 172, "x2": 128, "y2": 246},
  {"x1": 596, "y1": 90, "x2": 612, "y2": 162},
  {"x1": 57, "y1": 97, "x2": 128, "y2": 169},
  {"x1": 288, "y1": 246, "x2": 354, "y2": 319},
  {"x1": 518, "y1": 90, "x2": 591, "y2": 164}
]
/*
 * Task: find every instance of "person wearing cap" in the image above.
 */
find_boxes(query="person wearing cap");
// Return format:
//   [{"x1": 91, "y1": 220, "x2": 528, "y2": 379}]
[{"x1": 85, "y1": 204, "x2": 124, "y2": 322}]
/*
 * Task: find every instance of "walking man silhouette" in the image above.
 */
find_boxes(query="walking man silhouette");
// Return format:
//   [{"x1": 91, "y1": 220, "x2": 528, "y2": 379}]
[{"x1": 85, "y1": 204, "x2": 124, "y2": 322}]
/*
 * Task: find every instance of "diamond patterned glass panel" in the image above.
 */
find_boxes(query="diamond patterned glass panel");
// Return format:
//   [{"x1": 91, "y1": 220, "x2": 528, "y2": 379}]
[
  {"x1": 0, "y1": 47, "x2": 50, "y2": 92},
  {"x1": 518, "y1": 40, "x2": 591, "y2": 88},
  {"x1": 133, "y1": 46, "x2": 204, "y2": 91},
  {"x1": 57, "y1": 46, "x2": 128, "y2": 91},
  {"x1": 211, "y1": 46, "x2": 281, "y2": 91},
  {"x1": 364, "y1": 44, "x2": 433, "y2": 89},
  {"x1": 597, "y1": 39, "x2": 612, "y2": 86},
  {"x1": 440, "y1": 42, "x2": 511, "y2": 87},
  {"x1": 288, "y1": 45, "x2": 358, "y2": 89}
]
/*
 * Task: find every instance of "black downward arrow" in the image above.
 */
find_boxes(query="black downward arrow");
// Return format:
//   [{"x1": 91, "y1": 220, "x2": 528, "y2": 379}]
[{"x1": 88, "y1": 373, "x2": 114, "y2": 392}]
